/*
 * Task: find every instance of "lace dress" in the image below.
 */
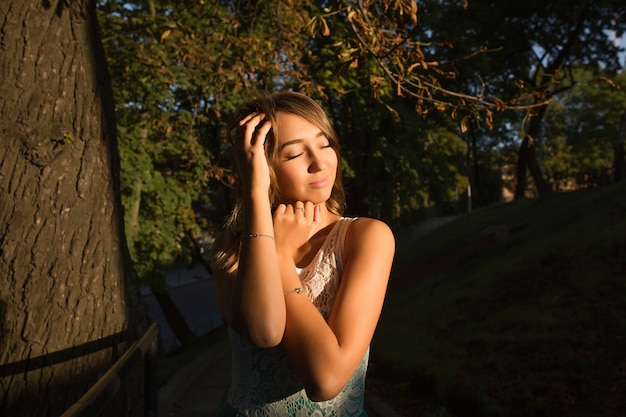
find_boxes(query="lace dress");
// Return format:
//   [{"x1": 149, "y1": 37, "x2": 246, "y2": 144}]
[{"x1": 216, "y1": 217, "x2": 369, "y2": 417}]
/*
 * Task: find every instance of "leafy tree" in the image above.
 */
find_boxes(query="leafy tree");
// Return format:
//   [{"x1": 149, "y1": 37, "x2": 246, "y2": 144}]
[
  {"x1": 417, "y1": 0, "x2": 625, "y2": 198},
  {"x1": 256, "y1": 1, "x2": 472, "y2": 224},
  {"x1": 98, "y1": 0, "x2": 316, "y2": 280},
  {"x1": 101, "y1": 0, "x2": 226, "y2": 284},
  {"x1": 0, "y1": 0, "x2": 146, "y2": 415},
  {"x1": 543, "y1": 68, "x2": 626, "y2": 189},
  {"x1": 96, "y1": 0, "x2": 626, "y2": 291},
  {"x1": 98, "y1": 0, "x2": 320, "y2": 345}
]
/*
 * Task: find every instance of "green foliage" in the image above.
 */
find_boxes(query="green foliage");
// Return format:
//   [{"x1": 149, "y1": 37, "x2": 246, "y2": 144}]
[
  {"x1": 420, "y1": 128, "x2": 469, "y2": 213},
  {"x1": 418, "y1": 0, "x2": 626, "y2": 197},
  {"x1": 99, "y1": 0, "x2": 237, "y2": 284},
  {"x1": 543, "y1": 69, "x2": 626, "y2": 189},
  {"x1": 372, "y1": 181, "x2": 626, "y2": 417},
  {"x1": 97, "y1": 0, "x2": 626, "y2": 284}
]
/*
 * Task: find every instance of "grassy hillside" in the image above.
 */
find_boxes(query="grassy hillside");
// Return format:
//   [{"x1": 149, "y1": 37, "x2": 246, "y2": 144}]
[{"x1": 369, "y1": 181, "x2": 626, "y2": 417}]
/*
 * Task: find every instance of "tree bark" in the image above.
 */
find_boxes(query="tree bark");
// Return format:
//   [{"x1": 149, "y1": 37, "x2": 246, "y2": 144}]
[{"x1": 0, "y1": 1, "x2": 146, "y2": 415}]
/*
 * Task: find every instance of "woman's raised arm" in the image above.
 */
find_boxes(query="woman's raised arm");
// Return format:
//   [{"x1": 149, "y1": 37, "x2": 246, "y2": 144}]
[{"x1": 213, "y1": 114, "x2": 286, "y2": 348}]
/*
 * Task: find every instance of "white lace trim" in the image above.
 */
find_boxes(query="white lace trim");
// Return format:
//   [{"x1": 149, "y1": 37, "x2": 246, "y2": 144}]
[{"x1": 297, "y1": 217, "x2": 355, "y2": 317}]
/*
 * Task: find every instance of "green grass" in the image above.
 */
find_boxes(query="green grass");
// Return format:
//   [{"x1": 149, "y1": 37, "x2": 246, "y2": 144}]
[{"x1": 370, "y1": 181, "x2": 626, "y2": 417}]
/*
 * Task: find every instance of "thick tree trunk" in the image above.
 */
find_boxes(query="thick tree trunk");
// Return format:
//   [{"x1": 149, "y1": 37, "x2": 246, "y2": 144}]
[{"x1": 0, "y1": 1, "x2": 146, "y2": 416}]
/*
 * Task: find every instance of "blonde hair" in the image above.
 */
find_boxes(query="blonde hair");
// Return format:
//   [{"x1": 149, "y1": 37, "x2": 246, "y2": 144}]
[
  {"x1": 213, "y1": 92, "x2": 345, "y2": 273},
  {"x1": 225, "y1": 91, "x2": 345, "y2": 236}
]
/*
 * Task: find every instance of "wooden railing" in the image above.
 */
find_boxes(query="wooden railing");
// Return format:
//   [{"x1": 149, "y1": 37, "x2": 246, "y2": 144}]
[{"x1": 61, "y1": 323, "x2": 159, "y2": 417}]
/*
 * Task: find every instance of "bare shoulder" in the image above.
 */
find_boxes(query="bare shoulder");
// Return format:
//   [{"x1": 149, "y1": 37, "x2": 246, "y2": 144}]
[
  {"x1": 344, "y1": 217, "x2": 395, "y2": 257},
  {"x1": 347, "y1": 217, "x2": 394, "y2": 242}
]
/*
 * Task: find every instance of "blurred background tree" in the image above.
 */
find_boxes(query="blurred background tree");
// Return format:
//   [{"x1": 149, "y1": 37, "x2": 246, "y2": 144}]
[{"x1": 542, "y1": 69, "x2": 626, "y2": 188}]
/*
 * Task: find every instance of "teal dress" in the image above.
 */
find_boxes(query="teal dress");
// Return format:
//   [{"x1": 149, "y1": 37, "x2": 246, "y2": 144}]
[{"x1": 216, "y1": 218, "x2": 369, "y2": 417}]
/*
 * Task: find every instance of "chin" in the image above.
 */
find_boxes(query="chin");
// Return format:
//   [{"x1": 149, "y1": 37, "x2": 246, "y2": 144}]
[
  {"x1": 311, "y1": 191, "x2": 333, "y2": 205},
  {"x1": 285, "y1": 189, "x2": 332, "y2": 205}
]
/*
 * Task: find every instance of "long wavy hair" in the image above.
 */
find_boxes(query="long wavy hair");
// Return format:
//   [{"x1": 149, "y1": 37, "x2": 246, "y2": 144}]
[
  {"x1": 213, "y1": 92, "x2": 345, "y2": 273},
  {"x1": 224, "y1": 91, "x2": 345, "y2": 236}
]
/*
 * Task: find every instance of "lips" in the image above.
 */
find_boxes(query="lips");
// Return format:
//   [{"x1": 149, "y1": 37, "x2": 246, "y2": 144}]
[{"x1": 309, "y1": 176, "x2": 329, "y2": 188}]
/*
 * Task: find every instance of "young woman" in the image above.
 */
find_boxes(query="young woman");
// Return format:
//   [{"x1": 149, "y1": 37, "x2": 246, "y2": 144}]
[{"x1": 212, "y1": 92, "x2": 395, "y2": 416}]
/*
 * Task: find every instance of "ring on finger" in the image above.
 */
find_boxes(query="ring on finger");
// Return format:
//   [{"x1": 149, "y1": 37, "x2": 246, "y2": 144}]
[{"x1": 296, "y1": 207, "x2": 305, "y2": 213}]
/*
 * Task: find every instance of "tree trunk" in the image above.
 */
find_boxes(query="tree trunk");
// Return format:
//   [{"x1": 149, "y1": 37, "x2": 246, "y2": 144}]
[
  {"x1": 613, "y1": 110, "x2": 626, "y2": 182},
  {"x1": 0, "y1": 1, "x2": 146, "y2": 416},
  {"x1": 514, "y1": 107, "x2": 553, "y2": 199},
  {"x1": 514, "y1": 137, "x2": 530, "y2": 199},
  {"x1": 467, "y1": 125, "x2": 486, "y2": 207},
  {"x1": 341, "y1": 95, "x2": 369, "y2": 217}
]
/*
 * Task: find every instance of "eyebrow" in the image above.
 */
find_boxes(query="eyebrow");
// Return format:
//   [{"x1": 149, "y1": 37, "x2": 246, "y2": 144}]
[{"x1": 278, "y1": 132, "x2": 326, "y2": 151}]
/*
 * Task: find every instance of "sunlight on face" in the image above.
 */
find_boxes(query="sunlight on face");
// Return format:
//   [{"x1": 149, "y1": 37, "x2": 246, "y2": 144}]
[{"x1": 273, "y1": 113, "x2": 338, "y2": 205}]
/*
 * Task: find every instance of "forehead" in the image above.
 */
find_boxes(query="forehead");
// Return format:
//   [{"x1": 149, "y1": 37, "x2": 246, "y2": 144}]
[{"x1": 275, "y1": 113, "x2": 322, "y2": 142}]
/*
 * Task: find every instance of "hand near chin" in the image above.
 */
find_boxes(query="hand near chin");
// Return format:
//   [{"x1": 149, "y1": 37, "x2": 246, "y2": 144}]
[
  {"x1": 273, "y1": 201, "x2": 321, "y2": 260},
  {"x1": 231, "y1": 113, "x2": 272, "y2": 192}
]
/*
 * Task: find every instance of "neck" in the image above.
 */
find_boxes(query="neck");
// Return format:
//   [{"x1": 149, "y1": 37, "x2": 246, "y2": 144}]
[{"x1": 295, "y1": 204, "x2": 340, "y2": 266}]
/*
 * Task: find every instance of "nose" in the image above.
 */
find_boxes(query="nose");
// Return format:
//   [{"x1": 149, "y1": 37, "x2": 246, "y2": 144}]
[{"x1": 307, "y1": 150, "x2": 326, "y2": 173}]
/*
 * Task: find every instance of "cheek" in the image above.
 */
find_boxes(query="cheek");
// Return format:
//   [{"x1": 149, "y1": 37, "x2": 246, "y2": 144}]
[
  {"x1": 328, "y1": 153, "x2": 339, "y2": 176},
  {"x1": 274, "y1": 165, "x2": 300, "y2": 191}
]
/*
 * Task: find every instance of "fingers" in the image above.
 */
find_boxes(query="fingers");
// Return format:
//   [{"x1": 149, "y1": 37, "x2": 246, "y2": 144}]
[
  {"x1": 294, "y1": 201, "x2": 315, "y2": 219},
  {"x1": 275, "y1": 202, "x2": 316, "y2": 219},
  {"x1": 232, "y1": 113, "x2": 270, "y2": 149},
  {"x1": 252, "y1": 118, "x2": 271, "y2": 149},
  {"x1": 273, "y1": 202, "x2": 322, "y2": 255},
  {"x1": 238, "y1": 112, "x2": 260, "y2": 127},
  {"x1": 313, "y1": 204, "x2": 321, "y2": 223}
]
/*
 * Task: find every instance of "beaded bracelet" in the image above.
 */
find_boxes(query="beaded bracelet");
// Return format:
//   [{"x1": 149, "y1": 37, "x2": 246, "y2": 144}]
[
  {"x1": 245, "y1": 233, "x2": 275, "y2": 240},
  {"x1": 284, "y1": 287, "x2": 305, "y2": 295}
]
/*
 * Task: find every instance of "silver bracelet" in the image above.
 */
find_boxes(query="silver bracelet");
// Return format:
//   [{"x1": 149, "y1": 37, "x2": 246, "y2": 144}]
[
  {"x1": 245, "y1": 233, "x2": 275, "y2": 240},
  {"x1": 284, "y1": 287, "x2": 305, "y2": 295}
]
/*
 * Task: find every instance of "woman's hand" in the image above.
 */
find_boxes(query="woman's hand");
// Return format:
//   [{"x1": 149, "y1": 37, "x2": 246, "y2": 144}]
[
  {"x1": 231, "y1": 113, "x2": 272, "y2": 194},
  {"x1": 273, "y1": 201, "x2": 321, "y2": 260}
]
